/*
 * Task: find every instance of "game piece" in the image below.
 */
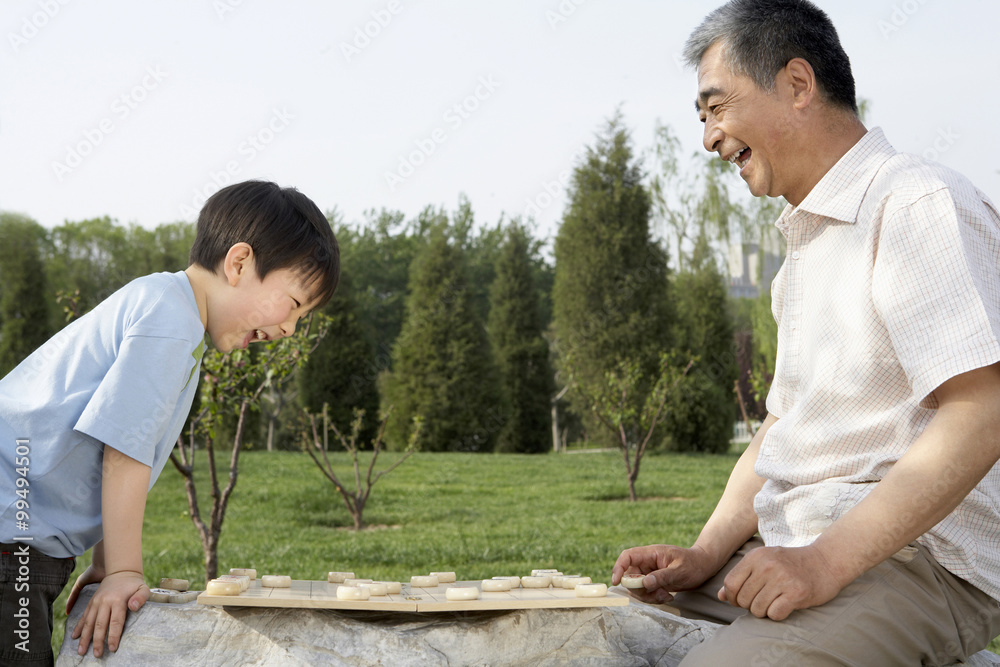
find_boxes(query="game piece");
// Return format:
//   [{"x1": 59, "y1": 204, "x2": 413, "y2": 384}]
[
  {"x1": 430, "y1": 571, "x2": 457, "y2": 583},
  {"x1": 561, "y1": 576, "x2": 591, "y2": 589},
  {"x1": 621, "y1": 574, "x2": 647, "y2": 589},
  {"x1": 344, "y1": 578, "x2": 373, "y2": 586},
  {"x1": 218, "y1": 574, "x2": 250, "y2": 592},
  {"x1": 206, "y1": 579, "x2": 241, "y2": 595},
  {"x1": 149, "y1": 588, "x2": 201, "y2": 603},
  {"x1": 551, "y1": 575, "x2": 567, "y2": 587},
  {"x1": 159, "y1": 577, "x2": 190, "y2": 592},
  {"x1": 492, "y1": 576, "x2": 520, "y2": 588},
  {"x1": 327, "y1": 571, "x2": 355, "y2": 583},
  {"x1": 481, "y1": 579, "x2": 512, "y2": 592},
  {"x1": 375, "y1": 580, "x2": 402, "y2": 594},
  {"x1": 360, "y1": 582, "x2": 388, "y2": 596},
  {"x1": 575, "y1": 583, "x2": 608, "y2": 598},
  {"x1": 531, "y1": 569, "x2": 561, "y2": 577},
  {"x1": 521, "y1": 576, "x2": 551, "y2": 588},
  {"x1": 261, "y1": 575, "x2": 292, "y2": 588},
  {"x1": 336, "y1": 585, "x2": 371, "y2": 601},
  {"x1": 445, "y1": 586, "x2": 479, "y2": 601},
  {"x1": 229, "y1": 568, "x2": 257, "y2": 580},
  {"x1": 410, "y1": 575, "x2": 439, "y2": 588}
]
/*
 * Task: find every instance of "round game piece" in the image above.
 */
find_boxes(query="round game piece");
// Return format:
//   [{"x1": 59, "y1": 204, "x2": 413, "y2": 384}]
[
  {"x1": 575, "y1": 583, "x2": 608, "y2": 598},
  {"x1": 445, "y1": 586, "x2": 480, "y2": 601},
  {"x1": 375, "y1": 581, "x2": 402, "y2": 595},
  {"x1": 521, "y1": 575, "x2": 551, "y2": 588},
  {"x1": 410, "y1": 575, "x2": 439, "y2": 588},
  {"x1": 217, "y1": 574, "x2": 250, "y2": 592},
  {"x1": 261, "y1": 575, "x2": 292, "y2": 588},
  {"x1": 149, "y1": 587, "x2": 178, "y2": 603},
  {"x1": 531, "y1": 569, "x2": 561, "y2": 577},
  {"x1": 344, "y1": 578, "x2": 373, "y2": 586},
  {"x1": 205, "y1": 579, "x2": 241, "y2": 596},
  {"x1": 327, "y1": 571, "x2": 355, "y2": 584},
  {"x1": 621, "y1": 574, "x2": 647, "y2": 589},
  {"x1": 481, "y1": 579, "x2": 512, "y2": 592},
  {"x1": 492, "y1": 576, "x2": 520, "y2": 588},
  {"x1": 551, "y1": 575, "x2": 567, "y2": 588},
  {"x1": 430, "y1": 571, "x2": 457, "y2": 583},
  {"x1": 562, "y1": 576, "x2": 591, "y2": 589},
  {"x1": 336, "y1": 585, "x2": 371, "y2": 601},
  {"x1": 230, "y1": 568, "x2": 257, "y2": 580},
  {"x1": 159, "y1": 578, "x2": 189, "y2": 592},
  {"x1": 360, "y1": 582, "x2": 388, "y2": 596}
]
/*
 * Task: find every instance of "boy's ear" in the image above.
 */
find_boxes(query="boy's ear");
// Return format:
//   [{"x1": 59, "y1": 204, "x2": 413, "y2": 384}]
[{"x1": 223, "y1": 242, "x2": 255, "y2": 287}]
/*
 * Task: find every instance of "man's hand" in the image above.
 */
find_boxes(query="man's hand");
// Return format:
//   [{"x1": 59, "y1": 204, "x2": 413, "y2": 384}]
[
  {"x1": 612, "y1": 544, "x2": 720, "y2": 605},
  {"x1": 718, "y1": 544, "x2": 849, "y2": 620},
  {"x1": 71, "y1": 570, "x2": 149, "y2": 657}
]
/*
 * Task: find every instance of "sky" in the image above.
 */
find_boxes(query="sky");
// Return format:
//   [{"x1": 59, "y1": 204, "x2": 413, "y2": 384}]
[{"x1": 1, "y1": 0, "x2": 997, "y2": 249}]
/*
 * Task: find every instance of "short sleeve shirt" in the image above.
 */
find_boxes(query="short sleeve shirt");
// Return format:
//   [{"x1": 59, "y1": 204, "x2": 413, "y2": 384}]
[
  {"x1": 759, "y1": 127, "x2": 1000, "y2": 599},
  {"x1": 0, "y1": 271, "x2": 205, "y2": 558}
]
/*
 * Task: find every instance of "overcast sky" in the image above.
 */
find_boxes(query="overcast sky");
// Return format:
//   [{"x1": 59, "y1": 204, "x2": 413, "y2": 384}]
[{"x1": 1, "y1": 0, "x2": 996, "y2": 249}]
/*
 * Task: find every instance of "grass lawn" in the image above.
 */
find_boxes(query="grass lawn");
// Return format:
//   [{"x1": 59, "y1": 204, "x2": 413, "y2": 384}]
[{"x1": 52, "y1": 447, "x2": 1000, "y2": 657}]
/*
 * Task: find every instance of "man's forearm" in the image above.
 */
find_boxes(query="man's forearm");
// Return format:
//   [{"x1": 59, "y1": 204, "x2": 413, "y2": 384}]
[
  {"x1": 812, "y1": 363, "x2": 1000, "y2": 588},
  {"x1": 100, "y1": 445, "x2": 151, "y2": 575},
  {"x1": 691, "y1": 412, "x2": 777, "y2": 572}
]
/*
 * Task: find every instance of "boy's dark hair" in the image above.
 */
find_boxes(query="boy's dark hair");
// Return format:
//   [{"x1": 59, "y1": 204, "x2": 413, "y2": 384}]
[
  {"x1": 684, "y1": 0, "x2": 858, "y2": 115},
  {"x1": 190, "y1": 180, "x2": 340, "y2": 308}
]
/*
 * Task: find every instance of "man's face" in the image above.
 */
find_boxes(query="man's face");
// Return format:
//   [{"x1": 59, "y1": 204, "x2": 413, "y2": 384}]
[{"x1": 695, "y1": 42, "x2": 792, "y2": 199}]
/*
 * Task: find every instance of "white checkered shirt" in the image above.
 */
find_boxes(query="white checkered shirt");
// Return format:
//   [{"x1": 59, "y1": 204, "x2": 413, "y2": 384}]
[{"x1": 758, "y1": 127, "x2": 1000, "y2": 599}]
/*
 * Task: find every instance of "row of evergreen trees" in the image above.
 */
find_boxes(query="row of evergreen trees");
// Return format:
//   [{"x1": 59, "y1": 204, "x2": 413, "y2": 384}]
[{"x1": 0, "y1": 115, "x2": 780, "y2": 454}]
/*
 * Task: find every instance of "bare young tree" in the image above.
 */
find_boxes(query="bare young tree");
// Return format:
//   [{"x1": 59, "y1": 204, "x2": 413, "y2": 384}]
[
  {"x1": 301, "y1": 405, "x2": 420, "y2": 531},
  {"x1": 170, "y1": 316, "x2": 328, "y2": 582}
]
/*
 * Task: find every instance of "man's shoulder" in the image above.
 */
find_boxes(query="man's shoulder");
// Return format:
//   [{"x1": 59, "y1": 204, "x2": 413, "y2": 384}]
[{"x1": 870, "y1": 153, "x2": 986, "y2": 214}]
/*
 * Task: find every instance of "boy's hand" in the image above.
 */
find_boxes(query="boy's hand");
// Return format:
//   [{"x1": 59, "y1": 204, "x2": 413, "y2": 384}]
[
  {"x1": 71, "y1": 570, "x2": 149, "y2": 657},
  {"x1": 65, "y1": 563, "x2": 107, "y2": 615}
]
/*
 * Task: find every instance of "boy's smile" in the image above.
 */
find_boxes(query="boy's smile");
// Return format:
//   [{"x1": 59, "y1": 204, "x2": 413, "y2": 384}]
[{"x1": 190, "y1": 242, "x2": 315, "y2": 353}]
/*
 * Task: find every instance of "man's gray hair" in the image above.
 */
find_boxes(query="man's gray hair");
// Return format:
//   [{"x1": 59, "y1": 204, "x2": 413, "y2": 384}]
[{"x1": 683, "y1": 0, "x2": 858, "y2": 114}]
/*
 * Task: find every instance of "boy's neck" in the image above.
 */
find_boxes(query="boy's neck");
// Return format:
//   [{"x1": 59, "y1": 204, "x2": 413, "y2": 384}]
[{"x1": 183, "y1": 265, "x2": 212, "y2": 331}]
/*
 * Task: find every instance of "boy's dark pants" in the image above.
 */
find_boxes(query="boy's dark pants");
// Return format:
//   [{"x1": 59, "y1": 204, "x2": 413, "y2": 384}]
[{"x1": 0, "y1": 544, "x2": 75, "y2": 666}]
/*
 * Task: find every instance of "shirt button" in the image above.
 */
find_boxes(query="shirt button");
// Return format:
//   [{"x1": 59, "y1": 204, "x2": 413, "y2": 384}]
[
  {"x1": 792, "y1": 251, "x2": 801, "y2": 260},
  {"x1": 790, "y1": 320, "x2": 798, "y2": 330}
]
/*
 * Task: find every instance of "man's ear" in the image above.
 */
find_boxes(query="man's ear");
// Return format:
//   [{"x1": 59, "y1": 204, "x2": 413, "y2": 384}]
[
  {"x1": 784, "y1": 57, "x2": 817, "y2": 110},
  {"x1": 223, "y1": 242, "x2": 255, "y2": 287}
]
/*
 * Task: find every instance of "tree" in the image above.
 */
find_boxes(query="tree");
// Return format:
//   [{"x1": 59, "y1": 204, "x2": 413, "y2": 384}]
[
  {"x1": 488, "y1": 223, "x2": 553, "y2": 453},
  {"x1": 0, "y1": 213, "x2": 52, "y2": 374},
  {"x1": 301, "y1": 406, "x2": 420, "y2": 530},
  {"x1": 666, "y1": 233, "x2": 737, "y2": 453},
  {"x1": 298, "y1": 270, "x2": 380, "y2": 447},
  {"x1": 383, "y1": 223, "x2": 502, "y2": 452},
  {"x1": 170, "y1": 317, "x2": 327, "y2": 582},
  {"x1": 552, "y1": 113, "x2": 674, "y2": 447},
  {"x1": 568, "y1": 355, "x2": 692, "y2": 500}
]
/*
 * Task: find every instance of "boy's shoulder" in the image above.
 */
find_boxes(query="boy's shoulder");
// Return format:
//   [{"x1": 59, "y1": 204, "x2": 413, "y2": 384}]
[{"x1": 92, "y1": 271, "x2": 203, "y2": 341}]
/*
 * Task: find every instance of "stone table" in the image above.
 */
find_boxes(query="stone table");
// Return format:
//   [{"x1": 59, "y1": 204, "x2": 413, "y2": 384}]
[{"x1": 57, "y1": 584, "x2": 1000, "y2": 666}]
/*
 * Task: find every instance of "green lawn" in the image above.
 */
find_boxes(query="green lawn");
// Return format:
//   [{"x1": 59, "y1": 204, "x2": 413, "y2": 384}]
[
  {"x1": 52, "y1": 447, "x2": 1000, "y2": 657},
  {"x1": 53, "y1": 448, "x2": 734, "y2": 653}
]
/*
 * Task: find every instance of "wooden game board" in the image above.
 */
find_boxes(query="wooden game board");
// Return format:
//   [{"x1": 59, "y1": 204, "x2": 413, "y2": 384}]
[{"x1": 197, "y1": 579, "x2": 629, "y2": 612}]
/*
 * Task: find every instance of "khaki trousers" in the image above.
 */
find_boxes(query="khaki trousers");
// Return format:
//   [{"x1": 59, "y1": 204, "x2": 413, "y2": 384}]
[{"x1": 671, "y1": 538, "x2": 1000, "y2": 666}]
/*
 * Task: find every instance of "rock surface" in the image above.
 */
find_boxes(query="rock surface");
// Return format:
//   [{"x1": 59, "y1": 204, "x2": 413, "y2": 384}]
[{"x1": 57, "y1": 584, "x2": 1000, "y2": 666}]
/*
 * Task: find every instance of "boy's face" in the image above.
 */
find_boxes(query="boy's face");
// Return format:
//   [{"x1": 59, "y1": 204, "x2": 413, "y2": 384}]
[{"x1": 209, "y1": 247, "x2": 315, "y2": 352}]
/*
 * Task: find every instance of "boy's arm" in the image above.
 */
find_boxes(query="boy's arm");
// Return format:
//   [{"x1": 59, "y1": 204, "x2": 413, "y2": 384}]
[
  {"x1": 71, "y1": 445, "x2": 152, "y2": 658},
  {"x1": 65, "y1": 539, "x2": 106, "y2": 614}
]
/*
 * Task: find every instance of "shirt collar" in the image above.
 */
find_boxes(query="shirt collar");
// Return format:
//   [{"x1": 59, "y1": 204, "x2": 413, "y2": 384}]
[{"x1": 775, "y1": 127, "x2": 897, "y2": 235}]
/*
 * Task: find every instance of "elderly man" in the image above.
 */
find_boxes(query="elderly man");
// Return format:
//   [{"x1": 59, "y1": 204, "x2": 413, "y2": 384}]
[{"x1": 612, "y1": 1, "x2": 1000, "y2": 664}]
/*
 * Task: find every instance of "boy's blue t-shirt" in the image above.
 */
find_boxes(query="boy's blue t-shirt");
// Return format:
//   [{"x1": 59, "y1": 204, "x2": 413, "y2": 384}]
[{"x1": 0, "y1": 271, "x2": 205, "y2": 558}]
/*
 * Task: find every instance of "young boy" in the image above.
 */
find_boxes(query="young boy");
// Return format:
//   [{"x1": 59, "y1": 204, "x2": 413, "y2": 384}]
[{"x1": 0, "y1": 180, "x2": 339, "y2": 663}]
